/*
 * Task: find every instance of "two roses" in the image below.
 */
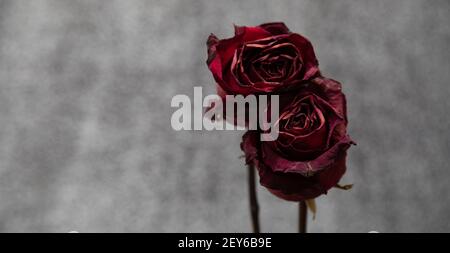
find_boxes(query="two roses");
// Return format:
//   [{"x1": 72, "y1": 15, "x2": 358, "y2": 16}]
[{"x1": 207, "y1": 22, "x2": 354, "y2": 201}]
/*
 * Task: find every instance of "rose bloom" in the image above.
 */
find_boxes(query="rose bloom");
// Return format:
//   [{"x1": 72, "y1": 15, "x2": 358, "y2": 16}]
[
  {"x1": 241, "y1": 77, "x2": 355, "y2": 201},
  {"x1": 207, "y1": 22, "x2": 319, "y2": 98}
]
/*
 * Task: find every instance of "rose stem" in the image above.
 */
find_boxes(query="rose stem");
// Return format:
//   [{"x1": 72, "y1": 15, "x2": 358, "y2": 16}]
[
  {"x1": 299, "y1": 201, "x2": 307, "y2": 233},
  {"x1": 248, "y1": 164, "x2": 260, "y2": 233}
]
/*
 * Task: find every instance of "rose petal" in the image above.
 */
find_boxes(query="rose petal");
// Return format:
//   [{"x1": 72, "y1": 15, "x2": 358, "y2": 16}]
[
  {"x1": 310, "y1": 76, "x2": 347, "y2": 121},
  {"x1": 259, "y1": 140, "x2": 353, "y2": 201},
  {"x1": 262, "y1": 135, "x2": 354, "y2": 176},
  {"x1": 259, "y1": 22, "x2": 291, "y2": 35},
  {"x1": 287, "y1": 33, "x2": 319, "y2": 80}
]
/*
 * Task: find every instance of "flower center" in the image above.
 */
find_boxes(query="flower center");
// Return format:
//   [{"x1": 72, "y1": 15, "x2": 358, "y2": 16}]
[
  {"x1": 261, "y1": 60, "x2": 286, "y2": 77},
  {"x1": 281, "y1": 96, "x2": 324, "y2": 134}
]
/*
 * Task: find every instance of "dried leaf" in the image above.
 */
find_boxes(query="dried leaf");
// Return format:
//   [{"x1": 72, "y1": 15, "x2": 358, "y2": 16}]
[
  {"x1": 305, "y1": 199, "x2": 316, "y2": 220},
  {"x1": 335, "y1": 183, "x2": 353, "y2": 190}
]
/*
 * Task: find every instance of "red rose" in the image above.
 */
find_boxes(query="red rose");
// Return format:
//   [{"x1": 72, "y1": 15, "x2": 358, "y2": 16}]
[
  {"x1": 241, "y1": 77, "x2": 355, "y2": 201},
  {"x1": 207, "y1": 22, "x2": 319, "y2": 98}
]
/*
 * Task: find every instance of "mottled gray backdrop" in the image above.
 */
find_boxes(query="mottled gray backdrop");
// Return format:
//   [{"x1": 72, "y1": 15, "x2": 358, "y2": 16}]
[{"x1": 0, "y1": 0, "x2": 449, "y2": 232}]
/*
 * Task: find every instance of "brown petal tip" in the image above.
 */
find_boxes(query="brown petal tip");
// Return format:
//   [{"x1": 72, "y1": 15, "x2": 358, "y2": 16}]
[{"x1": 207, "y1": 33, "x2": 219, "y2": 47}]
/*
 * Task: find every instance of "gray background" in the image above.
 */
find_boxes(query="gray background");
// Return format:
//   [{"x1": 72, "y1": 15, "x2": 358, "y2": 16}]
[{"x1": 0, "y1": 0, "x2": 449, "y2": 232}]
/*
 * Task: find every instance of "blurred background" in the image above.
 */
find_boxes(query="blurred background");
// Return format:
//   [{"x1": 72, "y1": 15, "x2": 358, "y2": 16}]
[{"x1": 0, "y1": 0, "x2": 449, "y2": 232}]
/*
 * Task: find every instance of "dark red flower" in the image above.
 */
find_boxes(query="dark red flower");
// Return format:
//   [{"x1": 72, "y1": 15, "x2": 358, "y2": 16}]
[
  {"x1": 241, "y1": 77, "x2": 355, "y2": 201},
  {"x1": 207, "y1": 22, "x2": 319, "y2": 98}
]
